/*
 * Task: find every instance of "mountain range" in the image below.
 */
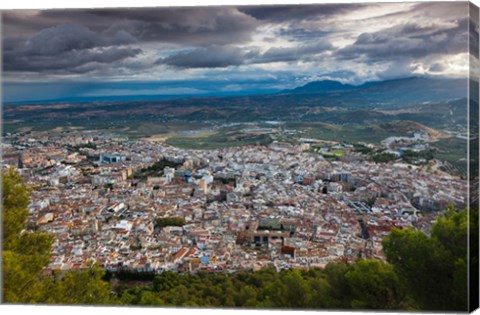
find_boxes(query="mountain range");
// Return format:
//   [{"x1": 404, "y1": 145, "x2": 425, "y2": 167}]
[
  {"x1": 4, "y1": 76, "x2": 468, "y2": 106},
  {"x1": 282, "y1": 77, "x2": 467, "y2": 105}
]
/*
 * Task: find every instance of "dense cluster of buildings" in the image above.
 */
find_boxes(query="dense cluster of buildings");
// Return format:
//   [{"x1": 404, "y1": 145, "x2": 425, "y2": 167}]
[{"x1": 2, "y1": 130, "x2": 467, "y2": 274}]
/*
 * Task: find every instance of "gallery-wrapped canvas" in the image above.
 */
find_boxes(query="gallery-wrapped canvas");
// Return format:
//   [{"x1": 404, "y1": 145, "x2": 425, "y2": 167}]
[{"x1": 1, "y1": 1, "x2": 479, "y2": 313}]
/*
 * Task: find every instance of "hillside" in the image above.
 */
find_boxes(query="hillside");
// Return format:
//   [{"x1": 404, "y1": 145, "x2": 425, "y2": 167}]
[
  {"x1": 283, "y1": 77, "x2": 467, "y2": 106},
  {"x1": 284, "y1": 80, "x2": 356, "y2": 93}
]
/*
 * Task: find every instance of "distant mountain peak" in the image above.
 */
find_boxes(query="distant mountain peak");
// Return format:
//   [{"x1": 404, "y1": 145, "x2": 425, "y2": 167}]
[
  {"x1": 283, "y1": 79, "x2": 356, "y2": 94},
  {"x1": 283, "y1": 76, "x2": 466, "y2": 96}
]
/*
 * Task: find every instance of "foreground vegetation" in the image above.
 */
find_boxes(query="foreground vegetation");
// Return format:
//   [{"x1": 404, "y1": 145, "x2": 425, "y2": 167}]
[
  {"x1": 2, "y1": 168, "x2": 476, "y2": 310},
  {"x1": 2, "y1": 168, "x2": 115, "y2": 304},
  {"x1": 131, "y1": 158, "x2": 183, "y2": 180}
]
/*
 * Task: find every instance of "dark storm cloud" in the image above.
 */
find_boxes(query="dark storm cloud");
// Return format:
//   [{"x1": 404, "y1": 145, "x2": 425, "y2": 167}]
[
  {"x1": 1, "y1": 2, "x2": 472, "y2": 84},
  {"x1": 160, "y1": 46, "x2": 247, "y2": 68},
  {"x1": 469, "y1": 15, "x2": 479, "y2": 58},
  {"x1": 5, "y1": 47, "x2": 141, "y2": 73},
  {"x1": 159, "y1": 41, "x2": 334, "y2": 69},
  {"x1": 337, "y1": 19, "x2": 468, "y2": 62},
  {"x1": 148, "y1": 4, "x2": 338, "y2": 70},
  {"x1": 238, "y1": 4, "x2": 366, "y2": 22},
  {"x1": 25, "y1": 24, "x2": 102, "y2": 54},
  {"x1": 3, "y1": 7, "x2": 259, "y2": 46},
  {"x1": 277, "y1": 28, "x2": 332, "y2": 40},
  {"x1": 98, "y1": 7, "x2": 259, "y2": 46},
  {"x1": 3, "y1": 22, "x2": 142, "y2": 73},
  {"x1": 259, "y1": 41, "x2": 334, "y2": 64},
  {"x1": 2, "y1": 10, "x2": 60, "y2": 37},
  {"x1": 2, "y1": 6, "x2": 261, "y2": 75},
  {"x1": 3, "y1": 34, "x2": 141, "y2": 73},
  {"x1": 429, "y1": 63, "x2": 446, "y2": 73}
]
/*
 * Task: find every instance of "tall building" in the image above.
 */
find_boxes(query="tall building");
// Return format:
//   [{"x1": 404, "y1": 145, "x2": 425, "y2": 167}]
[{"x1": 164, "y1": 166, "x2": 175, "y2": 184}]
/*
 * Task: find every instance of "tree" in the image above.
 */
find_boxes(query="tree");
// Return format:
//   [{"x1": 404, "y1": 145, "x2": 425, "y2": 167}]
[
  {"x1": 234, "y1": 285, "x2": 258, "y2": 307},
  {"x1": 306, "y1": 275, "x2": 331, "y2": 309},
  {"x1": 153, "y1": 270, "x2": 181, "y2": 291},
  {"x1": 262, "y1": 276, "x2": 287, "y2": 307},
  {"x1": 281, "y1": 269, "x2": 310, "y2": 308},
  {"x1": 382, "y1": 208, "x2": 470, "y2": 311},
  {"x1": 323, "y1": 261, "x2": 353, "y2": 308},
  {"x1": 3, "y1": 167, "x2": 32, "y2": 249},
  {"x1": 345, "y1": 259, "x2": 412, "y2": 310},
  {"x1": 138, "y1": 290, "x2": 165, "y2": 305},
  {"x1": 155, "y1": 217, "x2": 186, "y2": 228},
  {"x1": 2, "y1": 168, "x2": 54, "y2": 303},
  {"x1": 2, "y1": 168, "x2": 116, "y2": 305},
  {"x1": 37, "y1": 263, "x2": 115, "y2": 305},
  {"x1": 430, "y1": 207, "x2": 474, "y2": 310}
]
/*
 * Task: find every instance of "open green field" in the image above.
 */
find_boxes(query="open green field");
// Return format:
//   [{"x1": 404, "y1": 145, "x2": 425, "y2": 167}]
[
  {"x1": 165, "y1": 130, "x2": 273, "y2": 150},
  {"x1": 286, "y1": 121, "x2": 427, "y2": 145},
  {"x1": 431, "y1": 137, "x2": 468, "y2": 176}
]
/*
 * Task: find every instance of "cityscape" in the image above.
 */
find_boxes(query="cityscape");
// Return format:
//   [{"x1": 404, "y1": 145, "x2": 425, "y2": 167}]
[{"x1": 2, "y1": 125, "x2": 467, "y2": 274}]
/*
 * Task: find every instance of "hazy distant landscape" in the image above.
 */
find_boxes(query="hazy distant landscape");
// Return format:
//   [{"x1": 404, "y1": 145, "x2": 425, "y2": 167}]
[{"x1": 4, "y1": 76, "x2": 471, "y2": 174}]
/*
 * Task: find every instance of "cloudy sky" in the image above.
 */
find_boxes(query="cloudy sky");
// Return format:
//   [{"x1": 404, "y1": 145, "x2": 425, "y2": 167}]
[{"x1": 2, "y1": 2, "x2": 474, "y2": 102}]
